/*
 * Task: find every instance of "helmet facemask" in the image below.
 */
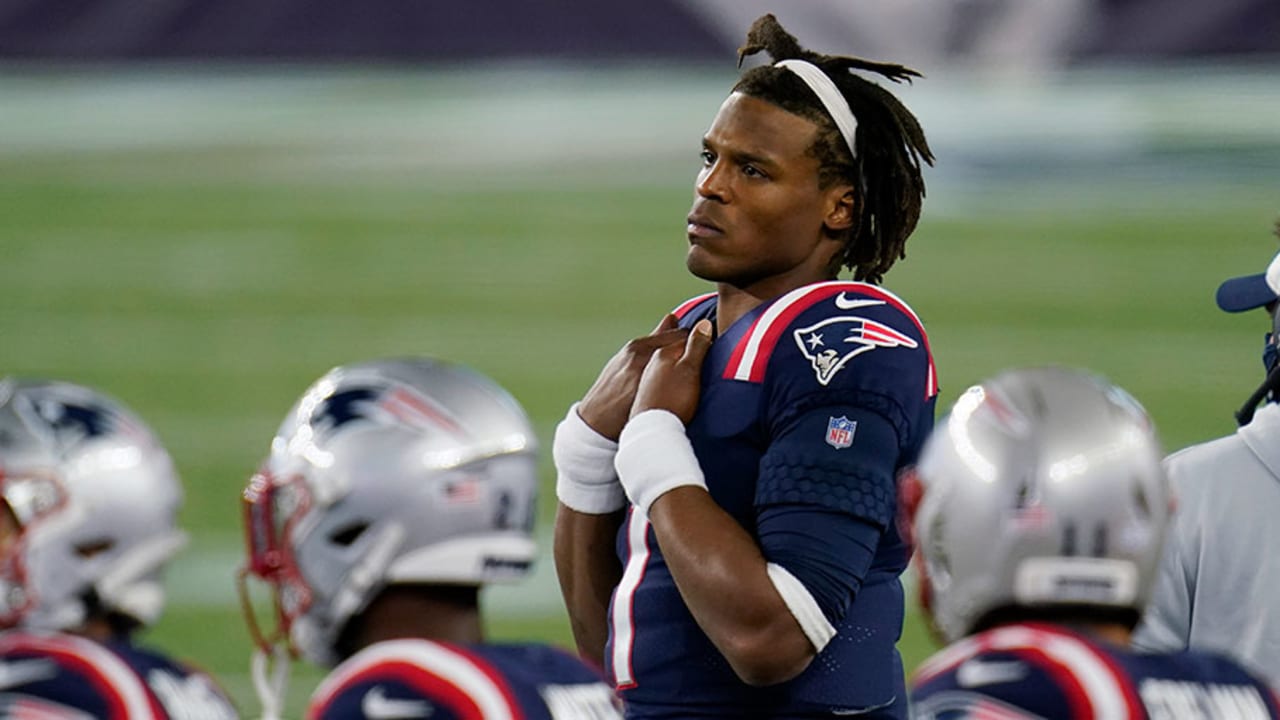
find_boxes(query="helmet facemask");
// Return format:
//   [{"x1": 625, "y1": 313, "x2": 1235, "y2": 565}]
[
  {"x1": 0, "y1": 468, "x2": 70, "y2": 627},
  {"x1": 238, "y1": 469, "x2": 314, "y2": 660}
]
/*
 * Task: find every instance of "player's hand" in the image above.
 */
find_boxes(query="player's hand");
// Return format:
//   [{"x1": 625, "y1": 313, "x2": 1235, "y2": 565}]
[
  {"x1": 579, "y1": 314, "x2": 690, "y2": 440},
  {"x1": 631, "y1": 319, "x2": 714, "y2": 425}
]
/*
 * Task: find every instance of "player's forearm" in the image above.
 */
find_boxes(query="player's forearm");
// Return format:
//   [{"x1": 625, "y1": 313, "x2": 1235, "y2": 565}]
[
  {"x1": 648, "y1": 487, "x2": 815, "y2": 686},
  {"x1": 553, "y1": 503, "x2": 625, "y2": 668}
]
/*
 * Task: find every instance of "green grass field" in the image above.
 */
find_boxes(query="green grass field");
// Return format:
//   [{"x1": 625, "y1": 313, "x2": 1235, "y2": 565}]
[{"x1": 2, "y1": 66, "x2": 1279, "y2": 715}]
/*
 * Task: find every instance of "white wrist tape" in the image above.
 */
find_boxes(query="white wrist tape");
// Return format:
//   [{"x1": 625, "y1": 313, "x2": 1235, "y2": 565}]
[
  {"x1": 614, "y1": 409, "x2": 707, "y2": 515},
  {"x1": 553, "y1": 403, "x2": 626, "y2": 514},
  {"x1": 766, "y1": 563, "x2": 837, "y2": 653}
]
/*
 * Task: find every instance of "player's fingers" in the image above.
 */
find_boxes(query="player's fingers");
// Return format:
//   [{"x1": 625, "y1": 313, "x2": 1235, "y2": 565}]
[
  {"x1": 624, "y1": 327, "x2": 686, "y2": 355},
  {"x1": 681, "y1": 319, "x2": 714, "y2": 365},
  {"x1": 651, "y1": 313, "x2": 678, "y2": 334},
  {"x1": 631, "y1": 328, "x2": 690, "y2": 353}
]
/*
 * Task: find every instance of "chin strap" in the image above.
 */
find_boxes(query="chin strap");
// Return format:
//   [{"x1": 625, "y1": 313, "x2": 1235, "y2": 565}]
[
  {"x1": 1235, "y1": 363, "x2": 1280, "y2": 426},
  {"x1": 251, "y1": 645, "x2": 291, "y2": 720}
]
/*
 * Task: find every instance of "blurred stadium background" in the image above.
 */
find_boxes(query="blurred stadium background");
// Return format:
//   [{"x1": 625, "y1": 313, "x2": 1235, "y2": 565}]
[{"x1": 3, "y1": 0, "x2": 1280, "y2": 714}]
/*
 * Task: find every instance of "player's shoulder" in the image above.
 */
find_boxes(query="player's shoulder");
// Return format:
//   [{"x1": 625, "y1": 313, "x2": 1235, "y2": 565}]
[
  {"x1": 105, "y1": 640, "x2": 239, "y2": 719},
  {"x1": 474, "y1": 642, "x2": 607, "y2": 683},
  {"x1": 724, "y1": 280, "x2": 936, "y2": 396},
  {"x1": 0, "y1": 631, "x2": 165, "y2": 719},
  {"x1": 308, "y1": 639, "x2": 525, "y2": 720},
  {"x1": 1143, "y1": 645, "x2": 1280, "y2": 690},
  {"x1": 911, "y1": 624, "x2": 1143, "y2": 719},
  {"x1": 0, "y1": 693, "x2": 96, "y2": 719},
  {"x1": 1128, "y1": 647, "x2": 1280, "y2": 717},
  {"x1": 669, "y1": 292, "x2": 717, "y2": 325}
]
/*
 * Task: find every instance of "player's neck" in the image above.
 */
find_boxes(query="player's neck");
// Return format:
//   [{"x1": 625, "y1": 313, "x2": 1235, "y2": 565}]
[
  {"x1": 75, "y1": 616, "x2": 119, "y2": 643},
  {"x1": 350, "y1": 585, "x2": 484, "y2": 653},
  {"x1": 714, "y1": 286, "x2": 759, "y2": 332},
  {"x1": 1064, "y1": 621, "x2": 1132, "y2": 647},
  {"x1": 716, "y1": 270, "x2": 839, "y2": 331}
]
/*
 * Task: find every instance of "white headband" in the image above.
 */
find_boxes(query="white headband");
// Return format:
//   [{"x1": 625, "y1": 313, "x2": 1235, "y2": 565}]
[{"x1": 774, "y1": 59, "x2": 858, "y2": 160}]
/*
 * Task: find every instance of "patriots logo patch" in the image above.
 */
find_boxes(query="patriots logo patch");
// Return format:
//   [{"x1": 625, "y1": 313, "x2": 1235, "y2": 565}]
[{"x1": 793, "y1": 316, "x2": 919, "y2": 386}]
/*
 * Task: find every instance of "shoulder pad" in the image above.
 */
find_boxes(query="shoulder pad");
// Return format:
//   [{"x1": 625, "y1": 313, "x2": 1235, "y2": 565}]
[
  {"x1": 913, "y1": 625, "x2": 1142, "y2": 718},
  {"x1": 0, "y1": 632, "x2": 163, "y2": 719},
  {"x1": 723, "y1": 281, "x2": 936, "y2": 397},
  {"x1": 309, "y1": 640, "x2": 522, "y2": 720},
  {"x1": 0, "y1": 694, "x2": 95, "y2": 719}
]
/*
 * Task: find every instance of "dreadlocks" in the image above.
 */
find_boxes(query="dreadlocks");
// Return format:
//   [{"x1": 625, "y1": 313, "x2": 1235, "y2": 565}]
[{"x1": 733, "y1": 14, "x2": 934, "y2": 284}]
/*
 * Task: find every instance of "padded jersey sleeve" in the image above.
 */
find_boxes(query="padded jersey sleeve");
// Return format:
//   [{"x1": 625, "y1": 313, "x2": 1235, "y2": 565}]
[
  {"x1": 747, "y1": 283, "x2": 935, "y2": 626},
  {"x1": 755, "y1": 407, "x2": 900, "y2": 624}
]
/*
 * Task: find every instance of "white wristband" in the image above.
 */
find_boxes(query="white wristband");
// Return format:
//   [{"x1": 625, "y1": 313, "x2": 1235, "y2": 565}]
[
  {"x1": 614, "y1": 409, "x2": 708, "y2": 515},
  {"x1": 766, "y1": 563, "x2": 837, "y2": 653},
  {"x1": 553, "y1": 403, "x2": 627, "y2": 514}
]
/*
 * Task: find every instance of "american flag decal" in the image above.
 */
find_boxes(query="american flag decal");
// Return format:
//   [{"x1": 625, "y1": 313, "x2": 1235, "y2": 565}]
[{"x1": 443, "y1": 476, "x2": 481, "y2": 503}]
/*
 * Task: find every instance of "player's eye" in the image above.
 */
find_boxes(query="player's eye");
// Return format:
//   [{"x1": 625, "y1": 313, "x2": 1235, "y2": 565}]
[
  {"x1": 700, "y1": 149, "x2": 715, "y2": 166},
  {"x1": 742, "y1": 164, "x2": 767, "y2": 179}
]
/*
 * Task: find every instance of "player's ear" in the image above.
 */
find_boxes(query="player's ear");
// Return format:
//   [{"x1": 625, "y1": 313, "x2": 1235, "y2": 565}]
[{"x1": 823, "y1": 186, "x2": 857, "y2": 233}]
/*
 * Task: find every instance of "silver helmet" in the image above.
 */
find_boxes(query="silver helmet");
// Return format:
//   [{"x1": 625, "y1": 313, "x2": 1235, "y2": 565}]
[
  {"x1": 906, "y1": 366, "x2": 1171, "y2": 644},
  {"x1": 0, "y1": 378, "x2": 186, "y2": 632},
  {"x1": 239, "y1": 357, "x2": 539, "y2": 666}
]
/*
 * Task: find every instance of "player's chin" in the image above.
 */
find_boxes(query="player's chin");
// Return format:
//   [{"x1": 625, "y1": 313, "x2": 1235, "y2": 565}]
[{"x1": 685, "y1": 246, "x2": 723, "y2": 282}]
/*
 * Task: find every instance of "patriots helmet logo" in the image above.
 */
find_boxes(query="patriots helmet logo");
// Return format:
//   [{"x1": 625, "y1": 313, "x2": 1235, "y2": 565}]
[
  {"x1": 793, "y1": 316, "x2": 919, "y2": 386},
  {"x1": 16, "y1": 388, "x2": 147, "y2": 451},
  {"x1": 307, "y1": 382, "x2": 466, "y2": 440},
  {"x1": 311, "y1": 387, "x2": 380, "y2": 434}
]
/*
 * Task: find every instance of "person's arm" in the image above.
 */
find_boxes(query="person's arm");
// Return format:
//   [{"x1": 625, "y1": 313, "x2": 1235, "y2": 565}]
[
  {"x1": 648, "y1": 487, "x2": 816, "y2": 685},
  {"x1": 554, "y1": 505, "x2": 625, "y2": 666},
  {"x1": 619, "y1": 321, "x2": 814, "y2": 685},
  {"x1": 552, "y1": 315, "x2": 689, "y2": 666}
]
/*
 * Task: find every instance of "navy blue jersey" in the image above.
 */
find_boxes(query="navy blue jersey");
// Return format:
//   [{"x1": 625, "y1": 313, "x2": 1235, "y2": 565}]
[
  {"x1": 911, "y1": 623, "x2": 1280, "y2": 719},
  {"x1": 308, "y1": 639, "x2": 622, "y2": 720},
  {"x1": 0, "y1": 630, "x2": 239, "y2": 719},
  {"x1": 608, "y1": 282, "x2": 937, "y2": 718}
]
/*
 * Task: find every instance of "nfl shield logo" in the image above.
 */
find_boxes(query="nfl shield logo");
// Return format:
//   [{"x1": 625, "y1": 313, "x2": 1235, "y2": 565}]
[{"x1": 826, "y1": 416, "x2": 857, "y2": 449}]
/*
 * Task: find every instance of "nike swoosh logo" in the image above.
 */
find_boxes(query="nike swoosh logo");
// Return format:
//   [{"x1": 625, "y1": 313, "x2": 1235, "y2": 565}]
[
  {"x1": 956, "y1": 658, "x2": 1027, "y2": 688},
  {"x1": 0, "y1": 658, "x2": 58, "y2": 690},
  {"x1": 362, "y1": 686, "x2": 434, "y2": 719},
  {"x1": 833, "y1": 293, "x2": 885, "y2": 311}
]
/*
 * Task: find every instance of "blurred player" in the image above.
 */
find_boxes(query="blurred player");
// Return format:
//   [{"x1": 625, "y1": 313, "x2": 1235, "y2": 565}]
[
  {"x1": 1134, "y1": 227, "x2": 1280, "y2": 685},
  {"x1": 906, "y1": 367, "x2": 1280, "y2": 719},
  {"x1": 0, "y1": 377, "x2": 240, "y2": 719},
  {"x1": 239, "y1": 357, "x2": 621, "y2": 720},
  {"x1": 553, "y1": 13, "x2": 935, "y2": 718}
]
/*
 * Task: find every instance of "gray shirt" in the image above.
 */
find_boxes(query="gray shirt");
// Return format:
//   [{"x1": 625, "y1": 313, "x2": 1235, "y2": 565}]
[{"x1": 1134, "y1": 402, "x2": 1280, "y2": 686}]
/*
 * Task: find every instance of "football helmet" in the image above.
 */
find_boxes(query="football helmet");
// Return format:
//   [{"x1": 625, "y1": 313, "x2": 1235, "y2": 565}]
[
  {"x1": 906, "y1": 366, "x2": 1171, "y2": 644},
  {"x1": 239, "y1": 357, "x2": 539, "y2": 666},
  {"x1": 0, "y1": 378, "x2": 186, "y2": 632}
]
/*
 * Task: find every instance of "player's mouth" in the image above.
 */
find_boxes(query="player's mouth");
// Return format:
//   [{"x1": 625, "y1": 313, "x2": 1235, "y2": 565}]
[{"x1": 686, "y1": 213, "x2": 724, "y2": 241}]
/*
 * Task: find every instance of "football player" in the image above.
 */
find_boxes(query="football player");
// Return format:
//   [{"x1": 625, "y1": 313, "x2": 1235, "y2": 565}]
[
  {"x1": 553, "y1": 13, "x2": 936, "y2": 719},
  {"x1": 906, "y1": 367, "x2": 1280, "y2": 719},
  {"x1": 0, "y1": 377, "x2": 240, "y2": 719},
  {"x1": 239, "y1": 357, "x2": 621, "y2": 720}
]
